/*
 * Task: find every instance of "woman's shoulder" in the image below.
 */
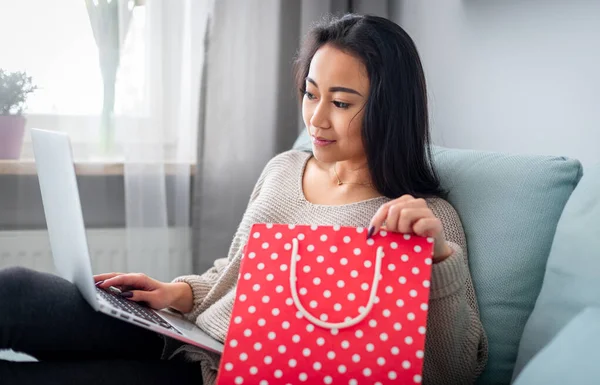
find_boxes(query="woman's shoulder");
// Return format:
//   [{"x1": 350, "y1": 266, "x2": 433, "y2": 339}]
[
  {"x1": 254, "y1": 150, "x2": 311, "y2": 187},
  {"x1": 261, "y1": 150, "x2": 311, "y2": 176},
  {"x1": 425, "y1": 196, "x2": 467, "y2": 248},
  {"x1": 267, "y1": 149, "x2": 311, "y2": 166},
  {"x1": 425, "y1": 196, "x2": 454, "y2": 214},
  {"x1": 425, "y1": 197, "x2": 461, "y2": 223}
]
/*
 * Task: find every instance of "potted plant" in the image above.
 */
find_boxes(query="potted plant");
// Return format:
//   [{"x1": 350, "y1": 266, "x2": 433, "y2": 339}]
[{"x1": 0, "y1": 69, "x2": 37, "y2": 159}]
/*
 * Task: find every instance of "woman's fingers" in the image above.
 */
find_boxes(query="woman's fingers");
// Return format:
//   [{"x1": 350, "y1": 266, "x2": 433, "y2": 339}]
[
  {"x1": 120, "y1": 289, "x2": 152, "y2": 303},
  {"x1": 120, "y1": 285, "x2": 175, "y2": 310},
  {"x1": 412, "y1": 217, "x2": 443, "y2": 238},
  {"x1": 396, "y1": 208, "x2": 435, "y2": 234},
  {"x1": 369, "y1": 204, "x2": 391, "y2": 236},
  {"x1": 369, "y1": 196, "x2": 411, "y2": 235},
  {"x1": 370, "y1": 196, "x2": 450, "y2": 262},
  {"x1": 94, "y1": 273, "x2": 126, "y2": 291},
  {"x1": 384, "y1": 205, "x2": 401, "y2": 234},
  {"x1": 93, "y1": 272, "x2": 124, "y2": 282},
  {"x1": 369, "y1": 195, "x2": 426, "y2": 237},
  {"x1": 94, "y1": 273, "x2": 172, "y2": 308},
  {"x1": 96, "y1": 273, "x2": 157, "y2": 291}
]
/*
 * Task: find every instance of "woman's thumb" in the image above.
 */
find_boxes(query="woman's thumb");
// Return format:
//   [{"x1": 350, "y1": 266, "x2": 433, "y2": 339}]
[{"x1": 120, "y1": 289, "x2": 152, "y2": 303}]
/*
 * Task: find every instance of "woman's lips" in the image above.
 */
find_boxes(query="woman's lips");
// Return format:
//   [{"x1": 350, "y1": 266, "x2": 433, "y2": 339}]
[{"x1": 311, "y1": 136, "x2": 336, "y2": 147}]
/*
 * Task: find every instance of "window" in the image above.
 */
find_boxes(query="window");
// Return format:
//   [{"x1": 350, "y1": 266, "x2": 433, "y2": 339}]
[
  {"x1": 1, "y1": 1, "x2": 103, "y2": 115},
  {"x1": 1, "y1": 0, "x2": 197, "y2": 164},
  {"x1": 1, "y1": 0, "x2": 100, "y2": 160}
]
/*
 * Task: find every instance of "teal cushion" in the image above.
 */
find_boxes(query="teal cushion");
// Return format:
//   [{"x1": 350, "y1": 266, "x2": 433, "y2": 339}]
[
  {"x1": 513, "y1": 163, "x2": 600, "y2": 379},
  {"x1": 292, "y1": 130, "x2": 312, "y2": 151},
  {"x1": 513, "y1": 307, "x2": 600, "y2": 385},
  {"x1": 293, "y1": 130, "x2": 583, "y2": 384}
]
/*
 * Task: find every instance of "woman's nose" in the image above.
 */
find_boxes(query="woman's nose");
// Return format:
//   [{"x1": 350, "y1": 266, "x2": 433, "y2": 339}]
[{"x1": 310, "y1": 102, "x2": 331, "y2": 129}]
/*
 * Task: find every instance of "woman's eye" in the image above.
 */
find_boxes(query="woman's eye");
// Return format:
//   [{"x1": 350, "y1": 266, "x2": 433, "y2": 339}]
[
  {"x1": 304, "y1": 91, "x2": 316, "y2": 100},
  {"x1": 333, "y1": 101, "x2": 350, "y2": 109}
]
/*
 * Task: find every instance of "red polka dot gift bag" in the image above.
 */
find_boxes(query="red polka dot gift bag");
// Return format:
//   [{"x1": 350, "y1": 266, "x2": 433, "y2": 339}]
[{"x1": 217, "y1": 223, "x2": 434, "y2": 385}]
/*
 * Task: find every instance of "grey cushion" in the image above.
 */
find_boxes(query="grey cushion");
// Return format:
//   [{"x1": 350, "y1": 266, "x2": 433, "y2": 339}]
[
  {"x1": 513, "y1": 162, "x2": 600, "y2": 379},
  {"x1": 513, "y1": 307, "x2": 600, "y2": 385}
]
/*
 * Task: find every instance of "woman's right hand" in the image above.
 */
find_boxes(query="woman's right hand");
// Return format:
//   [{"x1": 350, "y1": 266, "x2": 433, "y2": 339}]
[{"x1": 94, "y1": 273, "x2": 193, "y2": 312}]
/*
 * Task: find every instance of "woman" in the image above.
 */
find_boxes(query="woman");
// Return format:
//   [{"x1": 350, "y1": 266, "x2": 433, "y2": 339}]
[{"x1": 0, "y1": 14, "x2": 486, "y2": 385}]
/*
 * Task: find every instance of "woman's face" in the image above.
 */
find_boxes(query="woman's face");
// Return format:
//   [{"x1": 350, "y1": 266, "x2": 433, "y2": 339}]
[{"x1": 302, "y1": 44, "x2": 370, "y2": 164}]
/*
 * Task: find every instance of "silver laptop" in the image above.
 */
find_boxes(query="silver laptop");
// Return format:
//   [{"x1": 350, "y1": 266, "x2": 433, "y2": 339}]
[{"x1": 30, "y1": 128, "x2": 223, "y2": 354}]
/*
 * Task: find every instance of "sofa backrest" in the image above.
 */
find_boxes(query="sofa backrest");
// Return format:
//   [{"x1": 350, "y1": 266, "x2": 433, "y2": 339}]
[
  {"x1": 293, "y1": 131, "x2": 582, "y2": 384},
  {"x1": 513, "y1": 162, "x2": 600, "y2": 380}
]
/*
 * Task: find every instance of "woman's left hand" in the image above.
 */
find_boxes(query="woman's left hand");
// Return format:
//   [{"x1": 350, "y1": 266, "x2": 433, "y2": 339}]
[{"x1": 368, "y1": 194, "x2": 453, "y2": 263}]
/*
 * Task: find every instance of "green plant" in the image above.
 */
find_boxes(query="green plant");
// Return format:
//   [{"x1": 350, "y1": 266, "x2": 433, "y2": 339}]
[{"x1": 0, "y1": 69, "x2": 37, "y2": 115}]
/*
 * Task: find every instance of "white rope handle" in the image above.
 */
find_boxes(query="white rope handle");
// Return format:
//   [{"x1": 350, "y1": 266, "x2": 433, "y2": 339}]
[{"x1": 289, "y1": 237, "x2": 385, "y2": 330}]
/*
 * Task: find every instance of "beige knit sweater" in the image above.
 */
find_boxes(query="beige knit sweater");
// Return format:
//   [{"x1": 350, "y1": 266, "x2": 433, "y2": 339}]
[{"x1": 164, "y1": 150, "x2": 487, "y2": 385}]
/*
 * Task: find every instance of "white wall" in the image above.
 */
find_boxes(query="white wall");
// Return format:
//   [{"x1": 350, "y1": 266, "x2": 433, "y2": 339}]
[{"x1": 391, "y1": 0, "x2": 600, "y2": 167}]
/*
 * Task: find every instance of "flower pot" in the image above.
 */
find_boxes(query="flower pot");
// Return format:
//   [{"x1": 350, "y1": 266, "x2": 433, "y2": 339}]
[{"x1": 0, "y1": 115, "x2": 26, "y2": 159}]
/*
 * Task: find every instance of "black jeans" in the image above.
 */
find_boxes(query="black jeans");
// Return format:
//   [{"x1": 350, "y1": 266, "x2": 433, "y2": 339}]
[{"x1": 0, "y1": 267, "x2": 202, "y2": 385}]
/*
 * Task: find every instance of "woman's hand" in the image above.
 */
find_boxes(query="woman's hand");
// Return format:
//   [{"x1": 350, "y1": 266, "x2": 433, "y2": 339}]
[
  {"x1": 368, "y1": 194, "x2": 453, "y2": 263},
  {"x1": 94, "y1": 273, "x2": 193, "y2": 312}
]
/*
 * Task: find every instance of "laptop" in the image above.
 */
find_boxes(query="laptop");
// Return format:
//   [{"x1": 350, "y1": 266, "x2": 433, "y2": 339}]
[{"x1": 30, "y1": 128, "x2": 224, "y2": 354}]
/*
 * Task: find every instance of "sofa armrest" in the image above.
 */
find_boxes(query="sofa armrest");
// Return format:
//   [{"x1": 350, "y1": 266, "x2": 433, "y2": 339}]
[{"x1": 513, "y1": 307, "x2": 600, "y2": 385}]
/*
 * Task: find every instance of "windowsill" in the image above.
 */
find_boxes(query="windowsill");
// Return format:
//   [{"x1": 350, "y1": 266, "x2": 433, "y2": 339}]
[
  {"x1": 0, "y1": 159, "x2": 196, "y2": 230},
  {"x1": 0, "y1": 160, "x2": 197, "y2": 176}
]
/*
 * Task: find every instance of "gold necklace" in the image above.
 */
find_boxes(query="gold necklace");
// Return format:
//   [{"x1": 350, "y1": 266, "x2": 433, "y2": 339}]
[{"x1": 333, "y1": 163, "x2": 373, "y2": 187}]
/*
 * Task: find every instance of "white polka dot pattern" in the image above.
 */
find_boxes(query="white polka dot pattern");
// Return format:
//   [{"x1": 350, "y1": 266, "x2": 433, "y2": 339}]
[{"x1": 218, "y1": 224, "x2": 433, "y2": 384}]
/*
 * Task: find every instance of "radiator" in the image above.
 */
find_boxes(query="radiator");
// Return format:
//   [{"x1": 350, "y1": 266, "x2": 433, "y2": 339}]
[{"x1": 0, "y1": 227, "x2": 193, "y2": 282}]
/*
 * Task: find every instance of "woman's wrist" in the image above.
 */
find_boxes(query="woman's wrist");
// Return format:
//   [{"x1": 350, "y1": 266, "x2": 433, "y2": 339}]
[{"x1": 168, "y1": 282, "x2": 194, "y2": 314}]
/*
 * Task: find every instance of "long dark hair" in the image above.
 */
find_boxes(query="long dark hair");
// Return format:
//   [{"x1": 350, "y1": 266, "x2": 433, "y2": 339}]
[{"x1": 294, "y1": 14, "x2": 445, "y2": 199}]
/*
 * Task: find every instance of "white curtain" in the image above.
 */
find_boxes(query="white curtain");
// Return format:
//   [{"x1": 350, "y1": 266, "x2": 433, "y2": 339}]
[{"x1": 114, "y1": 0, "x2": 214, "y2": 281}]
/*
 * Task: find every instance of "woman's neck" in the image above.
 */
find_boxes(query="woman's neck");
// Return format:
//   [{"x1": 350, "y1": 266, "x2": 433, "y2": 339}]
[
  {"x1": 331, "y1": 158, "x2": 373, "y2": 187},
  {"x1": 303, "y1": 155, "x2": 382, "y2": 206}
]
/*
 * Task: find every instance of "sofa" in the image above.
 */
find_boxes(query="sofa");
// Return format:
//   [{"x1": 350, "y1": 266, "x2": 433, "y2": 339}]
[
  {"x1": 3, "y1": 131, "x2": 598, "y2": 384},
  {"x1": 293, "y1": 130, "x2": 598, "y2": 384}
]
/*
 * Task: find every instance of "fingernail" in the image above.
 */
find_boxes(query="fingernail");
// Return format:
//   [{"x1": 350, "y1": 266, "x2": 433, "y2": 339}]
[
  {"x1": 95, "y1": 280, "x2": 105, "y2": 286},
  {"x1": 367, "y1": 226, "x2": 375, "y2": 239},
  {"x1": 120, "y1": 291, "x2": 133, "y2": 298}
]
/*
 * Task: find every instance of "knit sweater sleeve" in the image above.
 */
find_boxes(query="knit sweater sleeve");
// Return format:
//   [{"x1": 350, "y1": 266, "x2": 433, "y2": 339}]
[
  {"x1": 169, "y1": 157, "x2": 273, "y2": 322},
  {"x1": 422, "y1": 198, "x2": 488, "y2": 385}
]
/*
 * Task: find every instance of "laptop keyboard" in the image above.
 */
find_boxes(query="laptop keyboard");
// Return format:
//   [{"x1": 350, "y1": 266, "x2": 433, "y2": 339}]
[{"x1": 96, "y1": 287, "x2": 173, "y2": 330}]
